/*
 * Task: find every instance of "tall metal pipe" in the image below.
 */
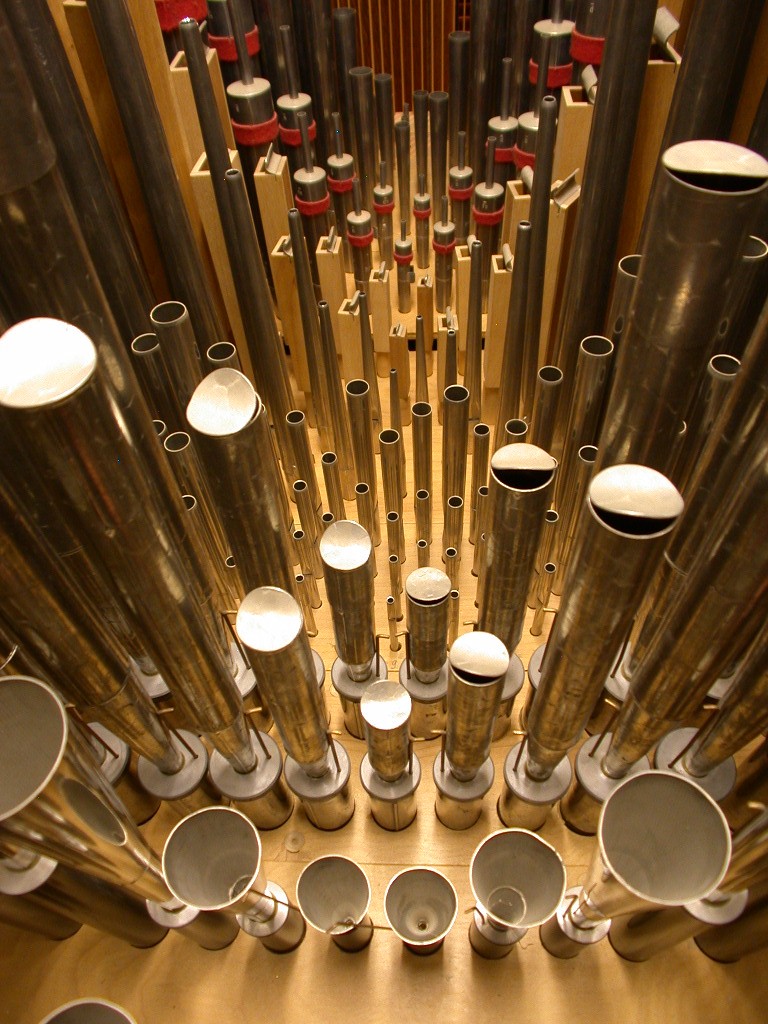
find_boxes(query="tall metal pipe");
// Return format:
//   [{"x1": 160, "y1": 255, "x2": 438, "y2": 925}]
[
  {"x1": 346, "y1": 379, "x2": 378, "y2": 504},
  {"x1": 494, "y1": 221, "x2": 532, "y2": 449},
  {"x1": 448, "y1": 31, "x2": 470, "y2": 168},
  {"x1": 413, "y1": 90, "x2": 429, "y2": 194},
  {"x1": 291, "y1": 0, "x2": 336, "y2": 169},
  {"x1": 696, "y1": 892, "x2": 768, "y2": 963},
  {"x1": 551, "y1": 443, "x2": 598, "y2": 594},
  {"x1": 0, "y1": 319, "x2": 254, "y2": 770},
  {"x1": 83, "y1": 0, "x2": 227, "y2": 352},
  {"x1": 445, "y1": 632, "x2": 510, "y2": 782},
  {"x1": 719, "y1": 236, "x2": 768, "y2": 359},
  {"x1": 0, "y1": 677, "x2": 169, "y2": 903},
  {"x1": 286, "y1": 410, "x2": 322, "y2": 512},
  {"x1": 350, "y1": 67, "x2": 376, "y2": 212},
  {"x1": 550, "y1": 0, "x2": 658, "y2": 414},
  {"x1": 354, "y1": 482, "x2": 380, "y2": 550},
  {"x1": 130, "y1": 334, "x2": 178, "y2": 428},
  {"x1": 375, "y1": 74, "x2": 395, "y2": 188},
  {"x1": 395, "y1": 110, "x2": 411, "y2": 229},
  {"x1": 331, "y1": 6, "x2": 358, "y2": 173},
  {"x1": 404, "y1": 568, "x2": 451, "y2": 684},
  {"x1": 597, "y1": 141, "x2": 768, "y2": 473},
  {"x1": 4, "y1": 0, "x2": 154, "y2": 343},
  {"x1": 529, "y1": 366, "x2": 563, "y2": 454},
  {"x1": 472, "y1": 138, "x2": 505, "y2": 312},
  {"x1": 520, "y1": 94, "x2": 557, "y2": 424},
  {"x1": 601, "y1": 430, "x2": 768, "y2": 780},
  {"x1": 236, "y1": 588, "x2": 329, "y2": 776},
  {"x1": 477, "y1": 444, "x2": 557, "y2": 654},
  {"x1": 318, "y1": 301, "x2": 356, "y2": 499},
  {"x1": 412, "y1": 402, "x2": 433, "y2": 498},
  {"x1": 150, "y1": 301, "x2": 203, "y2": 432},
  {"x1": 320, "y1": 520, "x2": 376, "y2": 682},
  {"x1": 321, "y1": 452, "x2": 346, "y2": 521},
  {"x1": 525, "y1": 466, "x2": 683, "y2": 780},
  {"x1": 442, "y1": 385, "x2": 470, "y2": 511},
  {"x1": 449, "y1": 131, "x2": 473, "y2": 246},
  {"x1": 467, "y1": 0, "x2": 506, "y2": 183},
  {"x1": 187, "y1": 369, "x2": 295, "y2": 594},
  {"x1": 430, "y1": 91, "x2": 449, "y2": 212},
  {"x1": 327, "y1": 112, "x2": 355, "y2": 273},
  {"x1": 360, "y1": 680, "x2": 411, "y2": 784},
  {"x1": 464, "y1": 239, "x2": 484, "y2": 426}
]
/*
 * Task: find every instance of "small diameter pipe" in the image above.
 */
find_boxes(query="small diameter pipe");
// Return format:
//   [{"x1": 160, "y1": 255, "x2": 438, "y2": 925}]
[
  {"x1": 415, "y1": 489, "x2": 432, "y2": 546},
  {"x1": 386, "y1": 512, "x2": 406, "y2": 565},
  {"x1": 321, "y1": 452, "x2": 346, "y2": 521},
  {"x1": 443, "y1": 496, "x2": 465, "y2": 551},
  {"x1": 388, "y1": 554, "x2": 403, "y2": 621},
  {"x1": 318, "y1": 301, "x2": 356, "y2": 498},
  {"x1": 442, "y1": 385, "x2": 470, "y2": 512},
  {"x1": 494, "y1": 221, "x2": 532, "y2": 450},
  {"x1": 380, "y1": 428, "x2": 405, "y2": 516},
  {"x1": 354, "y1": 482, "x2": 380, "y2": 549},
  {"x1": 358, "y1": 292, "x2": 383, "y2": 430},
  {"x1": 464, "y1": 239, "x2": 484, "y2": 425},
  {"x1": 286, "y1": 411, "x2": 322, "y2": 512}
]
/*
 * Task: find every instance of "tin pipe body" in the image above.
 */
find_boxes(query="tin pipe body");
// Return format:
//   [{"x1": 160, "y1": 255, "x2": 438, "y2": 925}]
[
  {"x1": 406, "y1": 568, "x2": 452, "y2": 684},
  {"x1": 320, "y1": 521, "x2": 376, "y2": 680},
  {"x1": 442, "y1": 385, "x2": 470, "y2": 511},
  {"x1": 445, "y1": 633, "x2": 510, "y2": 781},
  {"x1": 350, "y1": 67, "x2": 376, "y2": 211}
]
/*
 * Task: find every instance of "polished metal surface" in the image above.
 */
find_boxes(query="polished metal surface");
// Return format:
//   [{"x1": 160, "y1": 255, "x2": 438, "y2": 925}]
[
  {"x1": 236, "y1": 588, "x2": 329, "y2": 778},
  {"x1": 395, "y1": 113, "x2": 411, "y2": 231},
  {"x1": 321, "y1": 452, "x2": 346, "y2": 522},
  {"x1": 551, "y1": 444, "x2": 598, "y2": 595},
  {"x1": 331, "y1": 7, "x2": 358, "y2": 174},
  {"x1": 361, "y1": 680, "x2": 412, "y2": 783},
  {"x1": 597, "y1": 142, "x2": 768, "y2": 473},
  {"x1": 347, "y1": 180, "x2": 374, "y2": 294},
  {"x1": 472, "y1": 140, "x2": 505, "y2": 311},
  {"x1": 433, "y1": 198, "x2": 456, "y2": 312},
  {"x1": 318, "y1": 302, "x2": 356, "y2": 499},
  {"x1": 354, "y1": 483, "x2": 380, "y2": 550},
  {"x1": 448, "y1": 30, "x2": 470, "y2": 167},
  {"x1": 39, "y1": 1000, "x2": 136, "y2": 1024},
  {"x1": 350, "y1": 67, "x2": 376, "y2": 211},
  {"x1": 464, "y1": 240, "x2": 484, "y2": 425},
  {"x1": 346, "y1": 380, "x2": 378, "y2": 509},
  {"x1": 442, "y1": 384, "x2": 470, "y2": 511},
  {"x1": 296, "y1": 856, "x2": 373, "y2": 952},
  {"x1": 445, "y1": 632, "x2": 510, "y2": 782},
  {"x1": 384, "y1": 868, "x2": 458, "y2": 955},
  {"x1": 494, "y1": 221, "x2": 532, "y2": 449},
  {"x1": 405, "y1": 568, "x2": 451, "y2": 684},
  {"x1": 525, "y1": 465, "x2": 683, "y2": 779},
  {"x1": 412, "y1": 402, "x2": 433, "y2": 498},
  {"x1": 529, "y1": 366, "x2": 563, "y2": 455},
  {"x1": 187, "y1": 369, "x2": 295, "y2": 595},
  {"x1": 477, "y1": 444, "x2": 557, "y2": 653},
  {"x1": 283, "y1": 739, "x2": 355, "y2": 831},
  {"x1": 286, "y1": 411, "x2": 322, "y2": 512},
  {"x1": 695, "y1": 894, "x2": 768, "y2": 963},
  {"x1": 320, "y1": 521, "x2": 376, "y2": 681},
  {"x1": 386, "y1": 512, "x2": 406, "y2": 565},
  {"x1": 146, "y1": 896, "x2": 240, "y2": 950},
  {"x1": 380, "y1": 428, "x2": 405, "y2": 516},
  {"x1": 0, "y1": 677, "x2": 169, "y2": 903},
  {"x1": 415, "y1": 489, "x2": 432, "y2": 547},
  {"x1": 429, "y1": 91, "x2": 448, "y2": 211},
  {"x1": 443, "y1": 496, "x2": 464, "y2": 553},
  {"x1": 374, "y1": 73, "x2": 395, "y2": 191},
  {"x1": 0, "y1": 319, "x2": 253, "y2": 771}
]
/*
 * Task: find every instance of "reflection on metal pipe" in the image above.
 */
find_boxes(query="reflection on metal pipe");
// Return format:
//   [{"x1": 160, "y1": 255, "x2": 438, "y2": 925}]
[
  {"x1": 296, "y1": 856, "x2": 373, "y2": 951},
  {"x1": 350, "y1": 67, "x2": 376, "y2": 211},
  {"x1": 384, "y1": 868, "x2": 458, "y2": 955},
  {"x1": 321, "y1": 452, "x2": 346, "y2": 522},
  {"x1": 442, "y1": 385, "x2": 470, "y2": 511},
  {"x1": 412, "y1": 402, "x2": 433, "y2": 497},
  {"x1": 477, "y1": 444, "x2": 557, "y2": 654},
  {"x1": 286, "y1": 411, "x2": 322, "y2": 511},
  {"x1": 494, "y1": 221, "x2": 532, "y2": 449},
  {"x1": 354, "y1": 482, "x2": 380, "y2": 549},
  {"x1": 346, "y1": 379, "x2": 378, "y2": 507},
  {"x1": 464, "y1": 239, "x2": 484, "y2": 425},
  {"x1": 529, "y1": 366, "x2": 563, "y2": 454},
  {"x1": 380, "y1": 428, "x2": 405, "y2": 515},
  {"x1": 318, "y1": 302, "x2": 356, "y2": 499},
  {"x1": 551, "y1": 444, "x2": 598, "y2": 595},
  {"x1": 415, "y1": 489, "x2": 432, "y2": 547}
]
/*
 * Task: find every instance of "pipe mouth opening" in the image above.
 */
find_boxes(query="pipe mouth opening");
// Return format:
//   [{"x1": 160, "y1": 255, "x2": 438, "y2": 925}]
[
  {"x1": 0, "y1": 677, "x2": 67, "y2": 820},
  {"x1": 544, "y1": 510, "x2": 558, "y2": 524},
  {"x1": 384, "y1": 868, "x2": 458, "y2": 945},
  {"x1": 577, "y1": 445, "x2": 598, "y2": 463},
  {"x1": 474, "y1": 423, "x2": 490, "y2": 437},
  {"x1": 412, "y1": 402, "x2": 431, "y2": 417},
  {"x1": 445, "y1": 547, "x2": 458, "y2": 559},
  {"x1": 293, "y1": 529, "x2": 305, "y2": 540},
  {"x1": 286, "y1": 410, "x2": 305, "y2": 424},
  {"x1": 618, "y1": 254, "x2": 641, "y2": 277},
  {"x1": 0, "y1": 319, "x2": 97, "y2": 409},
  {"x1": 470, "y1": 830, "x2": 566, "y2": 928},
  {"x1": 131, "y1": 333, "x2": 159, "y2": 354},
  {"x1": 710, "y1": 354, "x2": 740, "y2": 377},
  {"x1": 355, "y1": 483, "x2": 370, "y2": 495},
  {"x1": 493, "y1": 468, "x2": 554, "y2": 490},
  {"x1": 744, "y1": 235, "x2": 768, "y2": 260},
  {"x1": 589, "y1": 464, "x2": 683, "y2": 537},
  {"x1": 591, "y1": 507, "x2": 679, "y2": 536},
  {"x1": 491, "y1": 443, "x2": 557, "y2": 491},
  {"x1": 444, "y1": 384, "x2": 469, "y2": 403},
  {"x1": 225, "y1": 556, "x2": 237, "y2": 568},
  {"x1": 163, "y1": 807, "x2": 262, "y2": 911},
  {"x1": 538, "y1": 366, "x2": 562, "y2": 384},
  {"x1": 39, "y1": 999, "x2": 137, "y2": 1024},
  {"x1": 582, "y1": 336, "x2": 613, "y2": 357},
  {"x1": 153, "y1": 420, "x2": 167, "y2": 437},
  {"x1": 164, "y1": 431, "x2": 191, "y2": 453},
  {"x1": 182, "y1": 494, "x2": 196, "y2": 511},
  {"x1": 449, "y1": 631, "x2": 509, "y2": 683},
  {"x1": 322, "y1": 452, "x2": 338, "y2": 465},
  {"x1": 150, "y1": 301, "x2": 187, "y2": 324},
  {"x1": 380, "y1": 428, "x2": 400, "y2": 444},
  {"x1": 663, "y1": 141, "x2": 768, "y2": 194},
  {"x1": 389, "y1": 553, "x2": 399, "y2": 564},
  {"x1": 416, "y1": 489, "x2": 430, "y2": 500},
  {"x1": 60, "y1": 780, "x2": 127, "y2": 846},
  {"x1": 293, "y1": 480, "x2": 308, "y2": 493},
  {"x1": 346, "y1": 379, "x2": 369, "y2": 397},
  {"x1": 668, "y1": 169, "x2": 768, "y2": 192},
  {"x1": 207, "y1": 342, "x2": 236, "y2": 361},
  {"x1": 504, "y1": 418, "x2": 528, "y2": 437},
  {"x1": 319, "y1": 520, "x2": 372, "y2": 570},
  {"x1": 321, "y1": 513, "x2": 335, "y2": 524},
  {"x1": 297, "y1": 855, "x2": 371, "y2": 933},
  {"x1": 386, "y1": 512, "x2": 400, "y2": 522},
  {"x1": 447, "y1": 496, "x2": 463, "y2": 509}
]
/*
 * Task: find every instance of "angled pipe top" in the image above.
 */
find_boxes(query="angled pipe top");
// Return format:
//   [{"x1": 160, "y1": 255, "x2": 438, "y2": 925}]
[
  {"x1": 0, "y1": 317, "x2": 96, "y2": 408},
  {"x1": 186, "y1": 367, "x2": 259, "y2": 435}
]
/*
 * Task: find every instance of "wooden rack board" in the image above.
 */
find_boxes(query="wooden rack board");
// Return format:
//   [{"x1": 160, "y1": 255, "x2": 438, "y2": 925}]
[{"x1": 2, "y1": 352, "x2": 766, "y2": 1024}]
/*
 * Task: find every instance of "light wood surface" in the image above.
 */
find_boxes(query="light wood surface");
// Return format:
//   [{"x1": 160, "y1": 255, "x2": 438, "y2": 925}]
[{"x1": 2, "y1": 353, "x2": 767, "y2": 1024}]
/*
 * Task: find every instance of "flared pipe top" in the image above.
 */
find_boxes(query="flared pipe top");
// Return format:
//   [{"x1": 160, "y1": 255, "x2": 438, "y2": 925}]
[
  {"x1": 470, "y1": 829, "x2": 566, "y2": 929},
  {"x1": 296, "y1": 855, "x2": 371, "y2": 935}
]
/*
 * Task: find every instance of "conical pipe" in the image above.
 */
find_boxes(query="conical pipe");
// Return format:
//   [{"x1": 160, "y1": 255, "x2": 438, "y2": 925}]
[
  {"x1": 525, "y1": 465, "x2": 683, "y2": 780},
  {"x1": 296, "y1": 855, "x2": 373, "y2": 952},
  {"x1": 0, "y1": 677, "x2": 169, "y2": 903},
  {"x1": 477, "y1": 444, "x2": 557, "y2": 654},
  {"x1": 445, "y1": 632, "x2": 510, "y2": 782},
  {"x1": 236, "y1": 587, "x2": 329, "y2": 778},
  {"x1": 384, "y1": 868, "x2": 458, "y2": 955},
  {"x1": 0, "y1": 318, "x2": 253, "y2": 772},
  {"x1": 596, "y1": 141, "x2": 768, "y2": 474},
  {"x1": 187, "y1": 369, "x2": 296, "y2": 595},
  {"x1": 320, "y1": 520, "x2": 376, "y2": 682}
]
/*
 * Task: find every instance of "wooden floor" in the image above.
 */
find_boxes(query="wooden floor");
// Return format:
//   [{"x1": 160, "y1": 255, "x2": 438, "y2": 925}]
[{"x1": 1, "y1": 353, "x2": 766, "y2": 1024}]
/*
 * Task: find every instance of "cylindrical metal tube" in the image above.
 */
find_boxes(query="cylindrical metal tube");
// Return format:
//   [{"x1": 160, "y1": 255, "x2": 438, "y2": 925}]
[
  {"x1": 605, "y1": 254, "x2": 641, "y2": 346},
  {"x1": 405, "y1": 568, "x2": 451, "y2": 684},
  {"x1": 487, "y1": 57, "x2": 518, "y2": 192},
  {"x1": 477, "y1": 444, "x2": 557, "y2": 653},
  {"x1": 276, "y1": 25, "x2": 315, "y2": 180},
  {"x1": 552, "y1": 444, "x2": 598, "y2": 594},
  {"x1": 320, "y1": 520, "x2": 376, "y2": 681},
  {"x1": 395, "y1": 221, "x2": 414, "y2": 313},
  {"x1": 719, "y1": 235, "x2": 768, "y2": 359},
  {"x1": 206, "y1": 341, "x2": 241, "y2": 371},
  {"x1": 449, "y1": 131, "x2": 473, "y2": 246},
  {"x1": 445, "y1": 632, "x2": 510, "y2": 782},
  {"x1": 358, "y1": 292, "x2": 383, "y2": 431},
  {"x1": 395, "y1": 113, "x2": 411, "y2": 230},
  {"x1": 332, "y1": 6, "x2": 358, "y2": 172},
  {"x1": 433, "y1": 198, "x2": 456, "y2": 312},
  {"x1": 443, "y1": 496, "x2": 465, "y2": 552},
  {"x1": 350, "y1": 67, "x2": 376, "y2": 211},
  {"x1": 374, "y1": 73, "x2": 395, "y2": 189},
  {"x1": 448, "y1": 31, "x2": 470, "y2": 168},
  {"x1": 0, "y1": 319, "x2": 252, "y2": 771},
  {"x1": 386, "y1": 512, "x2": 406, "y2": 565},
  {"x1": 236, "y1": 587, "x2": 329, "y2": 777},
  {"x1": 0, "y1": 677, "x2": 169, "y2": 902},
  {"x1": 187, "y1": 369, "x2": 295, "y2": 594},
  {"x1": 470, "y1": 485, "x2": 490, "y2": 550},
  {"x1": 472, "y1": 139, "x2": 505, "y2": 312},
  {"x1": 293, "y1": 529, "x2": 323, "y2": 600},
  {"x1": 380, "y1": 428, "x2": 405, "y2": 515},
  {"x1": 295, "y1": 574, "x2": 318, "y2": 635},
  {"x1": 150, "y1": 301, "x2": 203, "y2": 435},
  {"x1": 466, "y1": 0, "x2": 506, "y2": 182},
  {"x1": 293, "y1": 113, "x2": 331, "y2": 292},
  {"x1": 464, "y1": 239, "x2": 484, "y2": 425},
  {"x1": 442, "y1": 385, "x2": 470, "y2": 511},
  {"x1": 528, "y1": 507, "x2": 559, "y2": 606},
  {"x1": 597, "y1": 142, "x2": 768, "y2": 474},
  {"x1": 347, "y1": 179, "x2": 374, "y2": 294},
  {"x1": 373, "y1": 170, "x2": 395, "y2": 270},
  {"x1": 146, "y1": 895, "x2": 240, "y2": 950},
  {"x1": 321, "y1": 452, "x2": 346, "y2": 522},
  {"x1": 494, "y1": 221, "x2": 532, "y2": 449},
  {"x1": 525, "y1": 466, "x2": 684, "y2": 780},
  {"x1": 286, "y1": 410, "x2": 322, "y2": 512},
  {"x1": 388, "y1": 554, "x2": 403, "y2": 620},
  {"x1": 412, "y1": 402, "x2": 433, "y2": 497},
  {"x1": 696, "y1": 894, "x2": 768, "y2": 964},
  {"x1": 318, "y1": 301, "x2": 356, "y2": 499},
  {"x1": 130, "y1": 334, "x2": 178, "y2": 429},
  {"x1": 443, "y1": 548, "x2": 461, "y2": 591},
  {"x1": 293, "y1": 486, "x2": 323, "y2": 579},
  {"x1": 417, "y1": 538, "x2": 430, "y2": 567},
  {"x1": 415, "y1": 489, "x2": 432, "y2": 547},
  {"x1": 327, "y1": 113, "x2": 355, "y2": 273},
  {"x1": 346, "y1": 379, "x2": 378, "y2": 505},
  {"x1": 414, "y1": 176, "x2": 432, "y2": 271},
  {"x1": 354, "y1": 482, "x2": 380, "y2": 549},
  {"x1": 386, "y1": 593, "x2": 399, "y2": 649},
  {"x1": 361, "y1": 680, "x2": 411, "y2": 782},
  {"x1": 529, "y1": 366, "x2": 563, "y2": 455},
  {"x1": 470, "y1": 423, "x2": 491, "y2": 516},
  {"x1": 0, "y1": 892, "x2": 81, "y2": 942},
  {"x1": 430, "y1": 91, "x2": 449, "y2": 211}
]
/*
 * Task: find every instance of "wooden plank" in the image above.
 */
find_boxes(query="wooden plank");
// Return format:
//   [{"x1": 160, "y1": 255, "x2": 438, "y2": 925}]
[
  {"x1": 168, "y1": 47, "x2": 235, "y2": 173},
  {"x1": 388, "y1": 323, "x2": 412, "y2": 426},
  {"x1": 552, "y1": 85, "x2": 594, "y2": 186},
  {"x1": 270, "y1": 237, "x2": 310, "y2": 399},
  {"x1": 336, "y1": 298, "x2": 363, "y2": 383},
  {"x1": 254, "y1": 153, "x2": 294, "y2": 256},
  {"x1": 454, "y1": 244, "x2": 471, "y2": 373},
  {"x1": 316, "y1": 234, "x2": 350, "y2": 364},
  {"x1": 416, "y1": 273, "x2": 436, "y2": 375},
  {"x1": 484, "y1": 253, "x2": 513, "y2": 392},
  {"x1": 369, "y1": 266, "x2": 393, "y2": 377}
]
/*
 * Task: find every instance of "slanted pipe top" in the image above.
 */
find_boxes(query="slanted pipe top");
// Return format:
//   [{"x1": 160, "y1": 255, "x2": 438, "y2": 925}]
[
  {"x1": 320, "y1": 520, "x2": 372, "y2": 571},
  {"x1": 0, "y1": 676, "x2": 67, "y2": 820},
  {"x1": 187, "y1": 368, "x2": 259, "y2": 436},
  {"x1": 361, "y1": 680, "x2": 412, "y2": 731},
  {"x1": 236, "y1": 587, "x2": 304, "y2": 654},
  {"x1": 405, "y1": 567, "x2": 451, "y2": 605},
  {"x1": 491, "y1": 443, "x2": 557, "y2": 491},
  {"x1": 0, "y1": 318, "x2": 95, "y2": 409},
  {"x1": 662, "y1": 141, "x2": 768, "y2": 194},
  {"x1": 588, "y1": 464, "x2": 683, "y2": 537},
  {"x1": 449, "y1": 631, "x2": 509, "y2": 685}
]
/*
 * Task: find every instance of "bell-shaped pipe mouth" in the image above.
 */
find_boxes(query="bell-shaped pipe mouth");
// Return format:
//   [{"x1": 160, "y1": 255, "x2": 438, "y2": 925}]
[
  {"x1": 598, "y1": 771, "x2": 731, "y2": 907},
  {"x1": 470, "y1": 829, "x2": 566, "y2": 929},
  {"x1": 296, "y1": 856, "x2": 371, "y2": 934},
  {"x1": 384, "y1": 867, "x2": 458, "y2": 946},
  {"x1": 39, "y1": 999, "x2": 138, "y2": 1024},
  {"x1": 162, "y1": 806, "x2": 263, "y2": 912}
]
